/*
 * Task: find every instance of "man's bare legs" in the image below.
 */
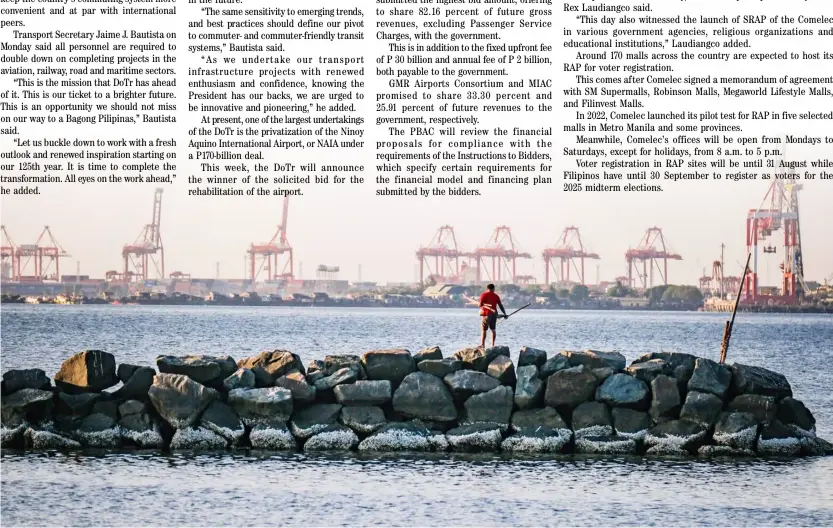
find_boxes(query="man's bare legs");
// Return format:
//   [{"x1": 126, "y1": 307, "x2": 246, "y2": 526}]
[
  {"x1": 490, "y1": 330, "x2": 496, "y2": 347},
  {"x1": 479, "y1": 327, "x2": 487, "y2": 348}
]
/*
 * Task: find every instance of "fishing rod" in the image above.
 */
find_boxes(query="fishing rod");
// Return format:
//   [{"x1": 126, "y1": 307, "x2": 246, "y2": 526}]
[{"x1": 497, "y1": 303, "x2": 531, "y2": 323}]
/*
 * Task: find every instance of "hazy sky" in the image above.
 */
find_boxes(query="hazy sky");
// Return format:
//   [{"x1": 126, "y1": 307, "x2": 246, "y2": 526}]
[{"x1": 2, "y1": 0, "x2": 832, "y2": 286}]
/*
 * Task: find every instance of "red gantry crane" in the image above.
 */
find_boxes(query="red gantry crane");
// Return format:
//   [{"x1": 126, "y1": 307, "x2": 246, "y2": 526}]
[
  {"x1": 743, "y1": 174, "x2": 805, "y2": 305},
  {"x1": 625, "y1": 227, "x2": 682, "y2": 289},
  {"x1": 248, "y1": 196, "x2": 294, "y2": 283},
  {"x1": 12, "y1": 226, "x2": 71, "y2": 282},
  {"x1": 416, "y1": 225, "x2": 464, "y2": 284},
  {"x1": 469, "y1": 226, "x2": 532, "y2": 284},
  {"x1": 122, "y1": 188, "x2": 165, "y2": 282},
  {"x1": 1, "y1": 226, "x2": 16, "y2": 280},
  {"x1": 542, "y1": 226, "x2": 600, "y2": 286}
]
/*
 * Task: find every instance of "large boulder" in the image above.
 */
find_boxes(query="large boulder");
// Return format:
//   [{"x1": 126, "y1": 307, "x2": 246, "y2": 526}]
[
  {"x1": 462, "y1": 386, "x2": 513, "y2": 426},
  {"x1": 418, "y1": 358, "x2": 462, "y2": 378},
  {"x1": 93, "y1": 400, "x2": 118, "y2": 421},
  {"x1": 313, "y1": 367, "x2": 358, "y2": 391},
  {"x1": 757, "y1": 420, "x2": 801, "y2": 456},
  {"x1": 510, "y1": 407, "x2": 570, "y2": 435},
  {"x1": 544, "y1": 365, "x2": 597, "y2": 408},
  {"x1": 501, "y1": 426, "x2": 571, "y2": 453},
  {"x1": 514, "y1": 365, "x2": 543, "y2": 410},
  {"x1": 595, "y1": 373, "x2": 649, "y2": 409},
  {"x1": 361, "y1": 349, "x2": 415, "y2": 386},
  {"x1": 54, "y1": 350, "x2": 119, "y2": 393},
  {"x1": 57, "y1": 392, "x2": 100, "y2": 417},
  {"x1": 451, "y1": 346, "x2": 509, "y2": 372},
  {"x1": 227, "y1": 387, "x2": 293, "y2": 426},
  {"x1": 730, "y1": 363, "x2": 792, "y2": 400},
  {"x1": 687, "y1": 358, "x2": 732, "y2": 399},
  {"x1": 290, "y1": 403, "x2": 342, "y2": 440},
  {"x1": 632, "y1": 352, "x2": 698, "y2": 385},
  {"x1": 358, "y1": 421, "x2": 437, "y2": 452},
  {"x1": 201, "y1": 400, "x2": 245, "y2": 444},
  {"x1": 340, "y1": 406, "x2": 386, "y2": 434},
  {"x1": 571, "y1": 401, "x2": 612, "y2": 437},
  {"x1": 393, "y1": 372, "x2": 457, "y2": 422},
  {"x1": 303, "y1": 425, "x2": 359, "y2": 451},
  {"x1": 117, "y1": 364, "x2": 142, "y2": 384},
  {"x1": 624, "y1": 359, "x2": 666, "y2": 384},
  {"x1": 112, "y1": 366, "x2": 155, "y2": 401},
  {"x1": 518, "y1": 347, "x2": 547, "y2": 368},
  {"x1": 445, "y1": 423, "x2": 503, "y2": 452},
  {"x1": 728, "y1": 394, "x2": 777, "y2": 424},
  {"x1": 800, "y1": 437, "x2": 833, "y2": 457},
  {"x1": 223, "y1": 368, "x2": 256, "y2": 392},
  {"x1": 334, "y1": 380, "x2": 391, "y2": 406},
  {"x1": 644, "y1": 419, "x2": 708, "y2": 450},
  {"x1": 74, "y1": 413, "x2": 122, "y2": 447},
  {"x1": 564, "y1": 350, "x2": 626, "y2": 372},
  {"x1": 713, "y1": 412, "x2": 758, "y2": 450},
  {"x1": 249, "y1": 422, "x2": 297, "y2": 450},
  {"x1": 170, "y1": 426, "x2": 228, "y2": 450},
  {"x1": 413, "y1": 346, "x2": 442, "y2": 363},
  {"x1": 443, "y1": 370, "x2": 501, "y2": 403},
  {"x1": 157, "y1": 355, "x2": 236, "y2": 386},
  {"x1": 777, "y1": 397, "x2": 816, "y2": 436},
  {"x1": 612, "y1": 408, "x2": 653, "y2": 441},
  {"x1": 2, "y1": 369, "x2": 51, "y2": 394},
  {"x1": 2, "y1": 389, "x2": 55, "y2": 425},
  {"x1": 486, "y1": 356, "x2": 516, "y2": 386},
  {"x1": 650, "y1": 374, "x2": 681, "y2": 422},
  {"x1": 236, "y1": 350, "x2": 303, "y2": 387},
  {"x1": 593, "y1": 368, "x2": 614, "y2": 382},
  {"x1": 540, "y1": 353, "x2": 570, "y2": 378},
  {"x1": 118, "y1": 400, "x2": 164, "y2": 448},
  {"x1": 319, "y1": 355, "x2": 364, "y2": 379},
  {"x1": 679, "y1": 391, "x2": 723, "y2": 427},
  {"x1": 148, "y1": 373, "x2": 218, "y2": 429},
  {"x1": 274, "y1": 370, "x2": 316, "y2": 405},
  {"x1": 24, "y1": 427, "x2": 81, "y2": 450}
]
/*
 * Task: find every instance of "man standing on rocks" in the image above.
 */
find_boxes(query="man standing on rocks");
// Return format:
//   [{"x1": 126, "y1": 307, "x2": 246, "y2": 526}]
[{"x1": 479, "y1": 283, "x2": 507, "y2": 348}]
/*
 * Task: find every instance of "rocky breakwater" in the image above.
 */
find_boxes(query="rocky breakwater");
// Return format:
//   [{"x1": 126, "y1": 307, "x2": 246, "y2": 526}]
[{"x1": 2, "y1": 347, "x2": 832, "y2": 457}]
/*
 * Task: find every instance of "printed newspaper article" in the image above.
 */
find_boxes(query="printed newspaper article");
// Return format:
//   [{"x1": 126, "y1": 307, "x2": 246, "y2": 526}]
[{"x1": 1, "y1": 0, "x2": 832, "y2": 525}]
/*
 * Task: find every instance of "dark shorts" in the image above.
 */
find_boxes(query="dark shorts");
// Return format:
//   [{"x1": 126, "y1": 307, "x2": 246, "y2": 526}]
[{"x1": 481, "y1": 312, "x2": 497, "y2": 331}]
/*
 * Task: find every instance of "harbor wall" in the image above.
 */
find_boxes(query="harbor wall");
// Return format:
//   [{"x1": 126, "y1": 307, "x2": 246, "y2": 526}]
[{"x1": 2, "y1": 347, "x2": 831, "y2": 457}]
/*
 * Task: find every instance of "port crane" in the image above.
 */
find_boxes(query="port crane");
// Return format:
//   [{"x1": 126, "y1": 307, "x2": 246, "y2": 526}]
[
  {"x1": 122, "y1": 188, "x2": 165, "y2": 282},
  {"x1": 542, "y1": 226, "x2": 599, "y2": 286},
  {"x1": 248, "y1": 196, "x2": 294, "y2": 283}
]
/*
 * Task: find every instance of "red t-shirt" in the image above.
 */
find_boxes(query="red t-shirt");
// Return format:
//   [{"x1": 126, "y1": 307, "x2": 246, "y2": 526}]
[{"x1": 479, "y1": 291, "x2": 501, "y2": 316}]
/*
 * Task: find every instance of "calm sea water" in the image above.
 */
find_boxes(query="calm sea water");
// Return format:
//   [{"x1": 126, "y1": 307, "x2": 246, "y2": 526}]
[{"x1": 1, "y1": 305, "x2": 832, "y2": 526}]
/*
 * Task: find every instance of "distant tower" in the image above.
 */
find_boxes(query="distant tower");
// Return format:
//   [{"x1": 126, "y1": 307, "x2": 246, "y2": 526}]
[{"x1": 358, "y1": 263, "x2": 362, "y2": 283}]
